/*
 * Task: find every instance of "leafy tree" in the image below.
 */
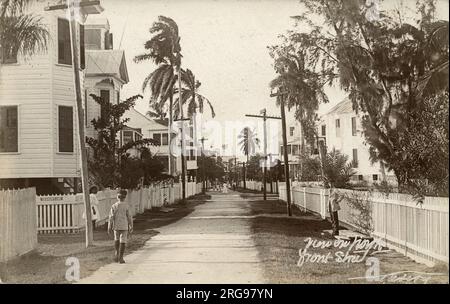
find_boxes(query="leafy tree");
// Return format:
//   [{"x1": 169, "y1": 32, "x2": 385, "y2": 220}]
[
  {"x1": 322, "y1": 149, "x2": 356, "y2": 189},
  {"x1": 0, "y1": 0, "x2": 49, "y2": 63},
  {"x1": 300, "y1": 154, "x2": 322, "y2": 182},
  {"x1": 86, "y1": 94, "x2": 158, "y2": 189},
  {"x1": 245, "y1": 154, "x2": 264, "y2": 181},
  {"x1": 271, "y1": 0, "x2": 448, "y2": 194},
  {"x1": 197, "y1": 156, "x2": 226, "y2": 182}
]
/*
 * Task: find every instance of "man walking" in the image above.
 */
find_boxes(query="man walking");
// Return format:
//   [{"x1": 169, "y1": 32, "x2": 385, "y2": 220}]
[{"x1": 108, "y1": 189, "x2": 133, "y2": 264}]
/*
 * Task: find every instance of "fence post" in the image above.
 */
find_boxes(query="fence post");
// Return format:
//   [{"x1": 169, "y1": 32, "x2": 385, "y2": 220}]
[{"x1": 303, "y1": 187, "x2": 306, "y2": 212}]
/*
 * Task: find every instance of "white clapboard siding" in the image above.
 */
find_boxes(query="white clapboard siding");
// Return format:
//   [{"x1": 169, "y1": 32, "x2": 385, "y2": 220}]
[
  {"x1": 0, "y1": 6, "x2": 85, "y2": 179},
  {"x1": 35, "y1": 182, "x2": 202, "y2": 234},
  {"x1": 278, "y1": 184, "x2": 449, "y2": 266},
  {"x1": 0, "y1": 188, "x2": 38, "y2": 262}
]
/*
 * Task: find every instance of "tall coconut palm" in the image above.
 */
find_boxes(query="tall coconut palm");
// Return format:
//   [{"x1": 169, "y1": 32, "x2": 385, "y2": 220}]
[
  {"x1": 238, "y1": 127, "x2": 260, "y2": 189},
  {"x1": 146, "y1": 102, "x2": 166, "y2": 120},
  {"x1": 0, "y1": 0, "x2": 48, "y2": 63},
  {"x1": 134, "y1": 16, "x2": 182, "y2": 177},
  {"x1": 173, "y1": 68, "x2": 215, "y2": 118},
  {"x1": 238, "y1": 127, "x2": 260, "y2": 162}
]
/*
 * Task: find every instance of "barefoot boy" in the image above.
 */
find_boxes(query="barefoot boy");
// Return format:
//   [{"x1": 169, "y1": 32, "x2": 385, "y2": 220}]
[{"x1": 108, "y1": 189, "x2": 133, "y2": 264}]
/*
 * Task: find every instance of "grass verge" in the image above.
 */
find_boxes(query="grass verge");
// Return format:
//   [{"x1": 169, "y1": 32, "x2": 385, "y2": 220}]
[{"x1": 249, "y1": 199, "x2": 449, "y2": 284}]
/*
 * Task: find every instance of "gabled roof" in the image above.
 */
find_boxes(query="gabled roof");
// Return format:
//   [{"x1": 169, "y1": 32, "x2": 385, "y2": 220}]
[
  {"x1": 324, "y1": 97, "x2": 353, "y2": 116},
  {"x1": 154, "y1": 118, "x2": 169, "y2": 127},
  {"x1": 86, "y1": 50, "x2": 129, "y2": 83}
]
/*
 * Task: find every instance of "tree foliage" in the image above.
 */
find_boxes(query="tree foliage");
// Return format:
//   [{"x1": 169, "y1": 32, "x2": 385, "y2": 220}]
[
  {"x1": 238, "y1": 127, "x2": 260, "y2": 161},
  {"x1": 271, "y1": 0, "x2": 448, "y2": 195},
  {"x1": 197, "y1": 156, "x2": 226, "y2": 182},
  {"x1": 173, "y1": 68, "x2": 215, "y2": 118},
  {"x1": 0, "y1": 0, "x2": 49, "y2": 62},
  {"x1": 86, "y1": 93, "x2": 160, "y2": 189}
]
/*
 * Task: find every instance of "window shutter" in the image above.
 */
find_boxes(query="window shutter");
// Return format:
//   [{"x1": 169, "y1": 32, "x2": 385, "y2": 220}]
[
  {"x1": 153, "y1": 133, "x2": 161, "y2": 145},
  {"x1": 100, "y1": 90, "x2": 110, "y2": 120},
  {"x1": 352, "y1": 149, "x2": 358, "y2": 168},
  {"x1": 58, "y1": 19, "x2": 72, "y2": 65},
  {"x1": 79, "y1": 23, "x2": 85, "y2": 69},
  {"x1": 59, "y1": 106, "x2": 74, "y2": 152}
]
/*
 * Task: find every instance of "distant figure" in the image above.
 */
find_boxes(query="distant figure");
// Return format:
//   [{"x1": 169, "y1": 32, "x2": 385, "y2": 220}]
[
  {"x1": 89, "y1": 186, "x2": 100, "y2": 230},
  {"x1": 82, "y1": 186, "x2": 100, "y2": 230},
  {"x1": 329, "y1": 186, "x2": 342, "y2": 236},
  {"x1": 108, "y1": 189, "x2": 133, "y2": 264},
  {"x1": 222, "y1": 182, "x2": 228, "y2": 194}
]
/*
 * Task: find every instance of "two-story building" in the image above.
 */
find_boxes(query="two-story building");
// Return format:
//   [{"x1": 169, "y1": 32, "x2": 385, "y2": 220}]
[
  {"x1": 120, "y1": 108, "x2": 172, "y2": 172},
  {"x1": 0, "y1": 0, "x2": 104, "y2": 194},
  {"x1": 278, "y1": 112, "x2": 307, "y2": 180},
  {"x1": 318, "y1": 97, "x2": 395, "y2": 185}
]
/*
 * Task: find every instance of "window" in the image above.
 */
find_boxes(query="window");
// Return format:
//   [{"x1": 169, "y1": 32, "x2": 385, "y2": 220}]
[
  {"x1": 58, "y1": 19, "x2": 72, "y2": 65},
  {"x1": 0, "y1": 44, "x2": 18, "y2": 64},
  {"x1": 280, "y1": 146, "x2": 284, "y2": 155},
  {"x1": 321, "y1": 125, "x2": 326, "y2": 136},
  {"x1": 162, "y1": 133, "x2": 168, "y2": 145},
  {"x1": 352, "y1": 117, "x2": 357, "y2": 136},
  {"x1": 80, "y1": 23, "x2": 85, "y2": 69},
  {"x1": 358, "y1": 175, "x2": 364, "y2": 181},
  {"x1": 85, "y1": 28, "x2": 102, "y2": 50},
  {"x1": 116, "y1": 91, "x2": 120, "y2": 104},
  {"x1": 292, "y1": 145, "x2": 299, "y2": 155},
  {"x1": 153, "y1": 133, "x2": 162, "y2": 145},
  {"x1": 189, "y1": 142, "x2": 195, "y2": 160},
  {"x1": 0, "y1": 106, "x2": 18, "y2": 152},
  {"x1": 335, "y1": 119, "x2": 340, "y2": 137},
  {"x1": 123, "y1": 131, "x2": 133, "y2": 145},
  {"x1": 58, "y1": 106, "x2": 74, "y2": 152},
  {"x1": 104, "y1": 30, "x2": 113, "y2": 50},
  {"x1": 289, "y1": 127, "x2": 294, "y2": 136},
  {"x1": 373, "y1": 174, "x2": 378, "y2": 181},
  {"x1": 134, "y1": 132, "x2": 142, "y2": 142},
  {"x1": 100, "y1": 90, "x2": 110, "y2": 120},
  {"x1": 287, "y1": 145, "x2": 292, "y2": 154},
  {"x1": 352, "y1": 149, "x2": 358, "y2": 168}
]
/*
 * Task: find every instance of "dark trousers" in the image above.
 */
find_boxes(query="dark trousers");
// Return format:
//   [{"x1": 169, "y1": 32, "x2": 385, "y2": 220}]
[{"x1": 331, "y1": 211, "x2": 339, "y2": 236}]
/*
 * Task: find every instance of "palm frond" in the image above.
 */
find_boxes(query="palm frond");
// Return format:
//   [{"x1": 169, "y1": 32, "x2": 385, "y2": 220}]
[{"x1": 0, "y1": 14, "x2": 48, "y2": 60}]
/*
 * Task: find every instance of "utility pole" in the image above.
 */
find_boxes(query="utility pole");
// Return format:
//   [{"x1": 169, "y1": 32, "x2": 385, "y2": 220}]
[
  {"x1": 245, "y1": 110, "x2": 281, "y2": 201},
  {"x1": 200, "y1": 136, "x2": 207, "y2": 194},
  {"x1": 270, "y1": 88, "x2": 292, "y2": 216},
  {"x1": 234, "y1": 157, "x2": 238, "y2": 190},
  {"x1": 174, "y1": 117, "x2": 190, "y2": 202},
  {"x1": 45, "y1": 0, "x2": 102, "y2": 246}
]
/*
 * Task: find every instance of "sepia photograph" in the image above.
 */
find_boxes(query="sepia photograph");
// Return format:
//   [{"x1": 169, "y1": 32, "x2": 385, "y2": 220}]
[{"x1": 0, "y1": 0, "x2": 448, "y2": 290}]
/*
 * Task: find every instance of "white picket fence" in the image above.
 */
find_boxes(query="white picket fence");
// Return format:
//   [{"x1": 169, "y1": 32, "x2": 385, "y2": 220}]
[
  {"x1": 0, "y1": 188, "x2": 38, "y2": 262},
  {"x1": 279, "y1": 184, "x2": 449, "y2": 266},
  {"x1": 240, "y1": 180, "x2": 279, "y2": 193},
  {"x1": 36, "y1": 182, "x2": 202, "y2": 234}
]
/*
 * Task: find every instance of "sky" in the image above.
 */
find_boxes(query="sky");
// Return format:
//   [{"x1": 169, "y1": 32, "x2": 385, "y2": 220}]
[{"x1": 98, "y1": 0, "x2": 449, "y2": 155}]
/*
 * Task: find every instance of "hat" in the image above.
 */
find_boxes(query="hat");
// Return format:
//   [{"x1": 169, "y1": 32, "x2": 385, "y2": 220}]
[{"x1": 117, "y1": 189, "x2": 127, "y2": 197}]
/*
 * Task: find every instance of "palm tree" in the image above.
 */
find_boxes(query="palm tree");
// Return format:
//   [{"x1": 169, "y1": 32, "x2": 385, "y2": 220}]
[
  {"x1": 238, "y1": 127, "x2": 260, "y2": 162},
  {"x1": 0, "y1": 0, "x2": 49, "y2": 63},
  {"x1": 173, "y1": 68, "x2": 215, "y2": 118},
  {"x1": 238, "y1": 127, "x2": 260, "y2": 189},
  {"x1": 269, "y1": 46, "x2": 328, "y2": 182},
  {"x1": 134, "y1": 16, "x2": 181, "y2": 176},
  {"x1": 146, "y1": 102, "x2": 166, "y2": 120}
]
